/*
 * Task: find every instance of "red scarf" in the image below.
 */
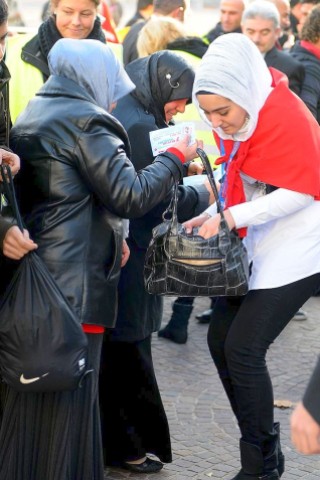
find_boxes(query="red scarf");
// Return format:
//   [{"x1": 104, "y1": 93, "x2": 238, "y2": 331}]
[{"x1": 214, "y1": 68, "x2": 320, "y2": 237}]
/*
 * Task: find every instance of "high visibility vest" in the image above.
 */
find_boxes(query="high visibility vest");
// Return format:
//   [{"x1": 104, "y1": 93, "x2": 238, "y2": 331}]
[
  {"x1": 6, "y1": 34, "x2": 44, "y2": 123},
  {"x1": 6, "y1": 34, "x2": 124, "y2": 123}
]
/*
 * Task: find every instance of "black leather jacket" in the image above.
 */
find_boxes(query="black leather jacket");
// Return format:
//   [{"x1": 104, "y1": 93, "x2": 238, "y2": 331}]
[{"x1": 10, "y1": 76, "x2": 183, "y2": 328}]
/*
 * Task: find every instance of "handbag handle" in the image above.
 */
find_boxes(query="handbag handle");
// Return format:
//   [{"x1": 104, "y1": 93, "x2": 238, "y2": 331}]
[
  {"x1": 161, "y1": 148, "x2": 228, "y2": 234},
  {"x1": 0, "y1": 165, "x2": 24, "y2": 232},
  {"x1": 196, "y1": 147, "x2": 226, "y2": 221}
]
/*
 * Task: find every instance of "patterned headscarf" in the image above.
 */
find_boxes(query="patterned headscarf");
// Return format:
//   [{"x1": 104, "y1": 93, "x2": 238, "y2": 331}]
[
  {"x1": 193, "y1": 33, "x2": 273, "y2": 141},
  {"x1": 48, "y1": 38, "x2": 135, "y2": 111}
]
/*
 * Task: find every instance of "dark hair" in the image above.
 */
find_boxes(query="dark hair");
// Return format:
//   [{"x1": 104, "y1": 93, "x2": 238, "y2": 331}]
[
  {"x1": 301, "y1": 4, "x2": 320, "y2": 41},
  {"x1": 0, "y1": 0, "x2": 8, "y2": 25},
  {"x1": 138, "y1": 0, "x2": 153, "y2": 9},
  {"x1": 300, "y1": 0, "x2": 320, "y2": 5},
  {"x1": 153, "y1": 0, "x2": 185, "y2": 15}
]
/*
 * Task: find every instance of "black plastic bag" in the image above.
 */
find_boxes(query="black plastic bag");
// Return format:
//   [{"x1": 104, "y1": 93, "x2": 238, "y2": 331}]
[{"x1": 0, "y1": 166, "x2": 88, "y2": 392}]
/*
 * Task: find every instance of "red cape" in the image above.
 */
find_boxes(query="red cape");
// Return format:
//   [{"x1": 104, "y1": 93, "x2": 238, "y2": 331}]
[{"x1": 214, "y1": 68, "x2": 320, "y2": 212}]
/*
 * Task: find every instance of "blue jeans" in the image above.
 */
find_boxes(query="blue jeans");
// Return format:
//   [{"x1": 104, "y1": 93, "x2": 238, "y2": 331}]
[{"x1": 207, "y1": 273, "x2": 320, "y2": 449}]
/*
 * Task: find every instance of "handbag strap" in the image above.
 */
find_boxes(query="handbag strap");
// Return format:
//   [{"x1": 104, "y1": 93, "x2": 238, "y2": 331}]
[
  {"x1": 0, "y1": 165, "x2": 24, "y2": 232},
  {"x1": 161, "y1": 181, "x2": 179, "y2": 228},
  {"x1": 196, "y1": 147, "x2": 226, "y2": 221}
]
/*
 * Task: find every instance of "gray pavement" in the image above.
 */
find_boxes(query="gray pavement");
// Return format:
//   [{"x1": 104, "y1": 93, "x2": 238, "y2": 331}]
[{"x1": 105, "y1": 295, "x2": 320, "y2": 479}]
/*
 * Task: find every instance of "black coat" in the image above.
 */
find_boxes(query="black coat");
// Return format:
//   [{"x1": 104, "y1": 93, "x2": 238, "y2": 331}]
[
  {"x1": 123, "y1": 19, "x2": 145, "y2": 65},
  {"x1": 0, "y1": 61, "x2": 16, "y2": 246},
  {"x1": 10, "y1": 76, "x2": 184, "y2": 328},
  {"x1": 111, "y1": 52, "x2": 209, "y2": 341},
  {"x1": 203, "y1": 22, "x2": 242, "y2": 44},
  {"x1": 290, "y1": 42, "x2": 320, "y2": 123},
  {"x1": 265, "y1": 46, "x2": 305, "y2": 96}
]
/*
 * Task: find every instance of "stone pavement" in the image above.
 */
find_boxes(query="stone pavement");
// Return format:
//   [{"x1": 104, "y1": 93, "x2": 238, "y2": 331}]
[{"x1": 105, "y1": 295, "x2": 320, "y2": 480}]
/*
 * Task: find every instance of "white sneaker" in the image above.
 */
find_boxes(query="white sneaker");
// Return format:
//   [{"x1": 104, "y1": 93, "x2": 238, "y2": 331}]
[{"x1": 292, "y1": 309, "x2": 307, "y2": 321}]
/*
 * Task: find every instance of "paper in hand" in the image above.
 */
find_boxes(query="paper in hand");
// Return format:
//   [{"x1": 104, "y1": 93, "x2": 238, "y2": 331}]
[{"x1": 149, "y1": 122, "x2": 195, "y2": 156}]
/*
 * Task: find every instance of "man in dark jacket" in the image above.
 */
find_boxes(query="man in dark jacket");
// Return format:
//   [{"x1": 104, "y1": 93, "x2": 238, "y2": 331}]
[
  {"x1": 125, "y1": 0, "x2": 153, "y2": 27},
  {"x1": 0, "y1": 0, "x2": 37, "y2": 259},
  {"x1": 242, "y1": 0, "x2": 305, "y2": 96},
  {"x1": 203, "y1": 0, "x2": 245, "y2": 44},
  {"x1": 290, "y1": 5, "x2": 320, "y2": 123},
  {"x1": 123, "y1": 0, "x2": 186, "y2": 65}
]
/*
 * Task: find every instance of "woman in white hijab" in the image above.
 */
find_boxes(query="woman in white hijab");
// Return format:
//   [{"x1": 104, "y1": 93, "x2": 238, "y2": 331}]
[
  {"x1": 185, "y1": 33, "x2": 320, "y2": 479},
  {"x1": 1, "y1": 39, "x2": 197, "y2": 480}
]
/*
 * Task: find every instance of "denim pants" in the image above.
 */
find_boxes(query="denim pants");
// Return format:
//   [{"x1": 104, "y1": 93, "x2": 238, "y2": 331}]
[{"x1": 207, "y1": 273, "x2": 320, "y2": 450}]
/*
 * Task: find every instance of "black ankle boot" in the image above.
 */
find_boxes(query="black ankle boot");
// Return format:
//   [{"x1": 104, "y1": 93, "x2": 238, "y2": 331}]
[
  {"x1": 158, "y1": 300, "x2": 193, "y2": 344},
  {"x1": 231, "y1": 439, "x2": 280, "y2": 480},
  {"x1": 274, "y1": 423, "x2": 285, "y2": 477}
]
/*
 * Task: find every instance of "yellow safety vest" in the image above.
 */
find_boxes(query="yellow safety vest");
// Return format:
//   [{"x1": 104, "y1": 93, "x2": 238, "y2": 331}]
[
  {"x1": 6, "y1": 34, "x2": 44, "y2": 123},
  {"x1": 6, "y1": 34, "x2": 124, "y2": 123}
]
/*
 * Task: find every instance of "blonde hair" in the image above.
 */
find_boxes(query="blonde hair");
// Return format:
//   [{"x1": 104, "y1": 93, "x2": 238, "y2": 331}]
[
  {"x1": 50, "y1": 0, "x2": 100, "y2": 10},
  {"x1": 137, "y1": 17, "x2": 186, "y2": 57}
]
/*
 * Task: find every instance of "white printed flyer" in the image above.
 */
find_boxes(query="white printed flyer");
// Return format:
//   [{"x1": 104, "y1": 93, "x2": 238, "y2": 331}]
[{"x1": 149, "y1": 122, "x2": 196, "y2": 156}]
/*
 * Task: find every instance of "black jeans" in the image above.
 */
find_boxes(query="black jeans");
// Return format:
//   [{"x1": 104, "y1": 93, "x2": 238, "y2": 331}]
[{"x1": 208, "y1": 273, "x2": 320, "y2": 449}]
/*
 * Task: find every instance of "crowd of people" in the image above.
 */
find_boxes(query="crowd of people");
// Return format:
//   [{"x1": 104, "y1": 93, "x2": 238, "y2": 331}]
[{"x1": 0, "y1": 0, "x2": 318, "y2": 479}]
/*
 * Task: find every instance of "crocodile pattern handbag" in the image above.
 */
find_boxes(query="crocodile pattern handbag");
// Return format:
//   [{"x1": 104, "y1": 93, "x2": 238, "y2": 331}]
[{"x1": 144, "y1": 148, "x2": 249, "y2": 297}]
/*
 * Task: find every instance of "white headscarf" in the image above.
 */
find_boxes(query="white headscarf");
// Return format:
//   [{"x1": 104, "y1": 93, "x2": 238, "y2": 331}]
[
  {"x1": 48, "y1": 38, "x2": 135, "y2": 112},
  {"x1": 193, "y1": 33, "x2": 273, "y2": 141}
]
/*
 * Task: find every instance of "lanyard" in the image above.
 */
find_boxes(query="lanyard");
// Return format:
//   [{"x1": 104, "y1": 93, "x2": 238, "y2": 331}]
[{"x1": 219, "y1": 138, "x2": 240, "y2": 209}]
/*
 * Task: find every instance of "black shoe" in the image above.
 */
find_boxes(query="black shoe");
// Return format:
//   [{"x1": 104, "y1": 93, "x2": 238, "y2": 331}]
[
  {"x1": 232, "y1": 469, "x2": 279, "y2": 479},
  {"x1": 158, "y1": 326, "x2": 187, "y2": 344},
  {"x1": 121, "y1": 457, "x2": 163, "y2": 473},
  {"x1": 195, "y1": 308, "x2": 212, "y2": 324}
]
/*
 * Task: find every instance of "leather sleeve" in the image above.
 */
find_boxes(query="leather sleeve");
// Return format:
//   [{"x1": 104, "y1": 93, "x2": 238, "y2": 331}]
[{"x1": 75, "y1": 113, "x2": 184, "y2": 219}]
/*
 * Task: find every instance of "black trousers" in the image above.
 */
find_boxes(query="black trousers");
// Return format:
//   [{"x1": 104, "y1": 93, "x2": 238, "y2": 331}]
[
  {"x1": 100, "y1": 334, "x2": 172, "y2": 464},
  {"x1": 207, "y1": 273, "x2": 320, "y2": 448}
]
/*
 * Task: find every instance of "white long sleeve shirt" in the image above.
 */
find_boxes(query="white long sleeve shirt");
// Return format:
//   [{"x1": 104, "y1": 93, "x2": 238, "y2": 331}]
[{"x1": 206, "y1": 174, "x2": 320, "y2": 289}]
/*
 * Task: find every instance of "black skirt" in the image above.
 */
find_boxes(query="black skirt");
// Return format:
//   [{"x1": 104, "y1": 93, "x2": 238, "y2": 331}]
[
  {"x1": 99, "y1": 334, "x2": 172, "y2": 464},
  {"x1": 0, "y1": 334, "x2": 104, "y2": 480}
]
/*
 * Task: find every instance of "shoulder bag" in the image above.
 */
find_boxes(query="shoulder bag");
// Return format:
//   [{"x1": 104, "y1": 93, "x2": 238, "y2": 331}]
[{"x1": 144, "y1": 148, "x2": 249, "y2": 297}]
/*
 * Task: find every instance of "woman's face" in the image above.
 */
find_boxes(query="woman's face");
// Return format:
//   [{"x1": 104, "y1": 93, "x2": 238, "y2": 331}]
[
  {"x1": 54, "y1": 0, "x2": 98, "y2": 39},
  {"x1": 164, "y1": 98, "x2": 188, "y2": 123},
  {"x1": 197, "y1": 94, "x2": 247, "y2": 135}
]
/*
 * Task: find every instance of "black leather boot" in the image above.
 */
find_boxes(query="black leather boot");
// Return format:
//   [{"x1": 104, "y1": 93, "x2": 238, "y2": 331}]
[
  {"x1": 158, "y1": 300, "x2": 193, "y2": 344},
  {"x1": 231, "y1": 439, "x2": 280, "y2": 480},
  {"x1": 274, "y1": 423, "x2": 285, "y2": 477}
]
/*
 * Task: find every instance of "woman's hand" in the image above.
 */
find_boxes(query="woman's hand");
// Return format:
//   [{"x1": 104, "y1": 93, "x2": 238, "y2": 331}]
[
  {"x1": 184, "y1": 209, "x2": 235, "y2": 238},
  {"x1": 2, "y1": 226, "x2": 38, "y2": 260},
  {"x1": 184, "y1": 138, "x2": 203, "y2": 162},
  {"x1": 197, "y1": 214, "x2": 222, "y2": 238},
  {"x1": 291, "y1": 402, "x2": 320, "y2": 454},
  {"x1": 121, "y1": 239, "x2": 130, "y2": 267},
  {"x1": 183, "y1": 213, "x2": 210, "y2": 234},
  {"x1": 187, "y1": 160, "x2": 203, "y2": 176},
  {"x1": 170, "y1": 135, "x2": 203, "y2": 162},
  {"x1": 0, "y1": 149, "x2": 20, "y2": 176}
]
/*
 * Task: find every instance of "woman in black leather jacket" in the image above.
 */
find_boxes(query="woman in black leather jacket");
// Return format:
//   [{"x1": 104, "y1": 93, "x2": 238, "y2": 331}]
[
  {"x1": 99, "y1": 50, "x2": 212, "y2": 473},
  {"x1": 3, "y1": 39, "x2": 197, "y2": 480}
]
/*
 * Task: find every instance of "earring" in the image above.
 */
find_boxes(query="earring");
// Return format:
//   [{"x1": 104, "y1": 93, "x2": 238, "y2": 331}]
[{"x1": 166, "y1": 73, "x2": 179, "y2": 89}]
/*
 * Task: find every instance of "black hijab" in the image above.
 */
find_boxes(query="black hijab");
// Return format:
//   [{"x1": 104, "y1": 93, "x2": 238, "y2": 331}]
[{"x1": 125, "y1": 50, "x2": 195, "y2": 128}]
